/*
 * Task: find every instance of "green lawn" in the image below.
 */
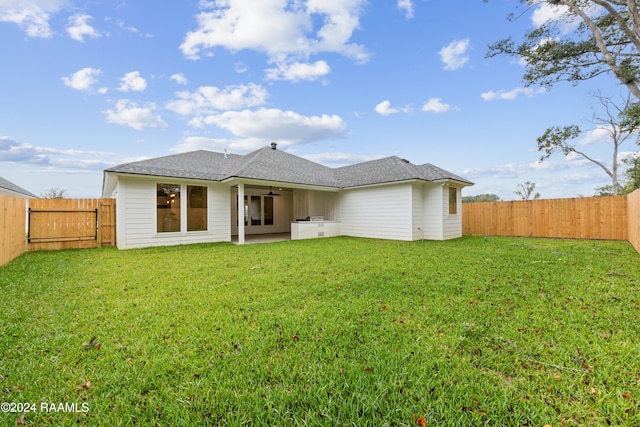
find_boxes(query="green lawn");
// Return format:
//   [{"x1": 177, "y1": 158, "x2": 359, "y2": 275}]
[{"x1": 1, "y1": 236, "x2": 639, "y2": 426}]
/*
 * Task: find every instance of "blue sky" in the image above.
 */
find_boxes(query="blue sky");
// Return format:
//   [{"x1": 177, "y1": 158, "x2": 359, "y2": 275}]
[{"x1": 0, "y1": 0, "x2": 634, "y2": 199}]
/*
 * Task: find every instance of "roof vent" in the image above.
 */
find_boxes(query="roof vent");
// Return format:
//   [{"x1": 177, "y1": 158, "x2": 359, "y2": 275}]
[
  {"x1": 401, "y1": 158, "x2": 410, "y2": 163},
  {"x1": 270, "y1": 142, "x2": 277, "y2": 150}
]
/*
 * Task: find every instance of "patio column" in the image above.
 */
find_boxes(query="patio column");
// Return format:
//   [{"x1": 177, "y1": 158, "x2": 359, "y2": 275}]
[{"x1": 237, "y1": 183, "x2": 245, "y2": 245}]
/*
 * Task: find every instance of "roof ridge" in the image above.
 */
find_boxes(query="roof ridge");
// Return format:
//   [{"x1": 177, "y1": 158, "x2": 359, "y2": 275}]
[
  {"x1": 224, "y1": 146, "x2": 270, "y2": 178},
  {"x1": 391, "y1": 155, "x2": 419, "y2": 177}
]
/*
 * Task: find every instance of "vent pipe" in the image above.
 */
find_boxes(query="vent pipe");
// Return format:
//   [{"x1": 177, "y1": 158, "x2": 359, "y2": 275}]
[{"x1": 270, "y1": 142, "x2": 277, "y2": 150}]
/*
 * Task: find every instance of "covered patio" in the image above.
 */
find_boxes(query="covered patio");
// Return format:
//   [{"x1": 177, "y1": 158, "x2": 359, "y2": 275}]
[{"x1": 231, "y1": 232, "x2": 291, "y2": 244}]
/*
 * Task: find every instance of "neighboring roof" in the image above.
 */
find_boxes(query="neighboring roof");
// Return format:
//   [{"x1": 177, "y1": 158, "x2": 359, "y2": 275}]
[
  {"x1": 105, "y1": 145, "x2": 473, "y2": 190},
  {"x1": 0, "y1": 176, "x2": 37, "y2": 198}
]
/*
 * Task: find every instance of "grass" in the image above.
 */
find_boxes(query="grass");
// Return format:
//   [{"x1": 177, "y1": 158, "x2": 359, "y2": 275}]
[{"x1": 0, "y1": 236, "x2": 639, "y2": 426}]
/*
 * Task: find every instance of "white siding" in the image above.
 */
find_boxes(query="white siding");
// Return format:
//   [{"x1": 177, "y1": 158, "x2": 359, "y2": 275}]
[
  {"x1": 411, "y1": 182, "x2": 444, "y2": 240},
  {"x1": 338, "y1": 183, "x2": 412, "y2": 241},
  {"x1": 292, "y1": 189, "x2": 309, "y2": 221},
  {"x1": 116, "y1": 175, "x2": 230, "y2": 249},
  {"x1": 309, "y1": 190, "x2": 338, "y2": 220},
  {"x1": 443, "y1": 186, "x2": 462, "y2": 239}
]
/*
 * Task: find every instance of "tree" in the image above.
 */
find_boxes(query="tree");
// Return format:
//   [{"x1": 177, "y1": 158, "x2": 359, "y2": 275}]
[
  {"x1": 622, "y1": 154, "x2": 640, "y2": 193},
  {"x1": 593, "y1": 184, "x2": 614, "y2": 196},
  {"x1": 536, "y1": 91, "x2": 639, "y2": 195},
  {"x1": 515, "y1": 181, "x2": 541, "y2": 200},
  {"x1": 40, "y1": 187, "x2": 68, "y2": 198},
  {"x1": 486, "y1": 1, "x2": 640, "y2": 100},
  {"x1": 462, "y1": 194, "x2": 501, "y2": 203}
]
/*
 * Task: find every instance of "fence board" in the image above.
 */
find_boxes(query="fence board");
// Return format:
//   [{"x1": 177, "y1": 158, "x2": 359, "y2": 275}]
[
  {"x1": 0, "y1": 194, "x2": 26, "y2": 267},
  {"x1": 628, "y1": 189, "x2": 640, "y2": 254},
  {"x1": 463, "y1": 196, "x2": 628, "y2": 241},
  {"x1": 28, "y1": 198, "x2": 116, "y2": 251}
]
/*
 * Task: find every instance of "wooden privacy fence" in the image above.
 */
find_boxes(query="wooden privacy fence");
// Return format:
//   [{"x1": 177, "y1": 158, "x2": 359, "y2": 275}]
[
  {"x1": 0, "y1": 194, "x2": 26, "y2": 267},
  {"x1": 463, "y1": 195, "x2": 628, "y2": 241},
  {"x1": 628, "y1": 189, "x2": 640, "y2": 253},
  {"x1": 28, "y1": 198, "x2": 116, "y2": 251}
]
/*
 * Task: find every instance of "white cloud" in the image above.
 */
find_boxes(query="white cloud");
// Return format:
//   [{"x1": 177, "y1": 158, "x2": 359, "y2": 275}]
[
  {"x1": 0, "y1": 136, "x2": 47, "y2": 163},
  {"x1": 170, "y1": 136, "x2": 266, "y2": 153},
  {"x1": 531, "y1": 2, "x2": 602, "y2": 33},
  {"x1": 170, "y1": 73, "x2": 188, "y2": 85},
  {"x1": 579, "y1": 127, "x2": 611, "y2": 146},
  {"x1": 480, "y1": 87, "x2": 546, "y2": 101},
  {"x1": 303, "y1": 151, "x2": 384, "y2": 166},
  {"x1": 180, "y1": 0, "x2": 369, "y2": 80},
  {"x1": 0, "y1": 135, "x2": 115, "y2": 170},
  {"x1": 190, "y1": 108, "x2": 347, "y2": 144},
  {"x1": 374, "y1": 100, "x2": 412, "y2": 116},
  {"x1": 375, "y1": 100, "x2": 394, "y2": 116},
  {"x1": 116, "y1": 19, "x2": 152, "y2": 38},
  {"x1": 61, "y1": 67, "x2": 102, "y2": 91},
  {"x1": 531, "y1": 3, "x2": 568, "y2": 28},
  {"x1": 421, "y1": 98, "x2": 451, "y2": 114},
  {"x1": 166, "y1": 83, "x2": 268, "y2": 116},
  {"x1": 104, "y1": 99, "x2": 168, "y2": 130},
  {"x1": 439, "y1": 38, "x2": 470, "y2": 71},
  {"x1": 0, "y1": 0, "x2": 67, "y2": 38},
  {"x1": 118, "y1": 71, "x2": 147, "y2": 92},
  {"x1": 265, "y1": 60, "x2": 330, "y2": 81},
  {"x1": 518, "y1": 37, "x2": 558, "y2": 67},
  {"x1": 67, "y1": 14, "x2": 100, "y2": 42},
  {"x1": 397, "y1": 0, "x2": 413, "y2": 19},
  {"x1": 463, "y1": 163, "x2": 524, "y2": 179}
]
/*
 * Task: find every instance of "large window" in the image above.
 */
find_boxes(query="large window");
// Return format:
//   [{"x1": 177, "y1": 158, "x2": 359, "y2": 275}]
[
  {"x1": 187, "y1": 185, "x2": 208, "y2": 231},
  {"x1": 449, "y1": 187, "x2": 458, "y2": 215},
  {"x1": 157, "y1": 184, "x2": 181, "y2": 232},
  {"x1": 157, "y1": 184, "x2": 208, "y2": 233}
]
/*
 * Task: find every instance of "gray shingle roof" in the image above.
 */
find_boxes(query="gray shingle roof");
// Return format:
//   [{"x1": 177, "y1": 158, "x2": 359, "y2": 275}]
[
  {"x1": 106, "y1": 150, "x2": 243, "y2": 181},
  {"x1": 105, "y1": 146, "x2": 473, "y2": 188},
  {"x1": 334, "y1": 156, "x2": 471, "y2": 187},
  {"x1": 226, "y1": 146, "x2": 341, "y2": 187},
  {"x1": 0, "y1": 176, "x2": 37, "y2": 197}
]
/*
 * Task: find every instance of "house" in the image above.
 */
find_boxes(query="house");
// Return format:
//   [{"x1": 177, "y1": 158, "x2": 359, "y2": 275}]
[
  {"x1": 102, "y1": 143, "x2": 473, "y2": 249},
  {"x1": 0, "y1": 176, "x2": 37, "y2": 198}
]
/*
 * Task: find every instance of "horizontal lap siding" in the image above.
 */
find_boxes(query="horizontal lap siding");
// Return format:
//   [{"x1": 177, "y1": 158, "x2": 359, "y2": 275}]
[
  {"x1": 118, "y1": 177, "x2": 230, "y2": 249},
  {"x1": 417, "y1": 183, "x2": 444, "y2": 240},
  {"x1": 443, "y1": 187, "x2": 462, "y2": 240},
  {"x1": 339, "y1": 184, "x2": 412, "y2": 241}
]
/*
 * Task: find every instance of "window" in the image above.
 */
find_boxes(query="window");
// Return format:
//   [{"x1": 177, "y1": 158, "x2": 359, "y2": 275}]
[
  {"x1": 250, "y1": 196, "x2": 261, "y2": 225},
  {"x1": 157, "y1": 184, "x2": 181, "y2": 232},
  {"x1": 241, "y1": 194, "x2": 274, "y2": 227},
  {"x1": 187, "y1": 185, "x2": 207, "y2": 231},
  {"x1": 157, "y1": 183, "x2": 208, "y2": 233},
  {"x1": 449, "y1": 187, "x2": 457, "y2": 215},
  {"x1": 264, "y1": 196, "x2": 274, "y2": 225}
]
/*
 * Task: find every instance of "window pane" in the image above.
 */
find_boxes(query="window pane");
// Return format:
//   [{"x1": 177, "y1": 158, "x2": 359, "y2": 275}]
[
  {"x1": 251, "y1": 195, "x2": 261, "y2": 225},
  {"x1": 449, "y1": 187, "x2": 457, "y2": 215},
  {"x1": 264, "y1": 196, "x2": 273, "y2": 225},
  {"x1": 157, "y1": 184, "x2": 180, "y2": 232},
  {"x1": 244, "y1": 196, "x2": 248, "y2": 226},
  {"x1": 187, "y1": 185, "x2": 207, "y2": 231}
]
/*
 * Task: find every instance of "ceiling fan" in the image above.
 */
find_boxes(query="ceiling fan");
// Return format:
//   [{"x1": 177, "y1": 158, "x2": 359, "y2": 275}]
[{"x1": 264, "y1": 186, "x2": 280, "y2": 196}]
